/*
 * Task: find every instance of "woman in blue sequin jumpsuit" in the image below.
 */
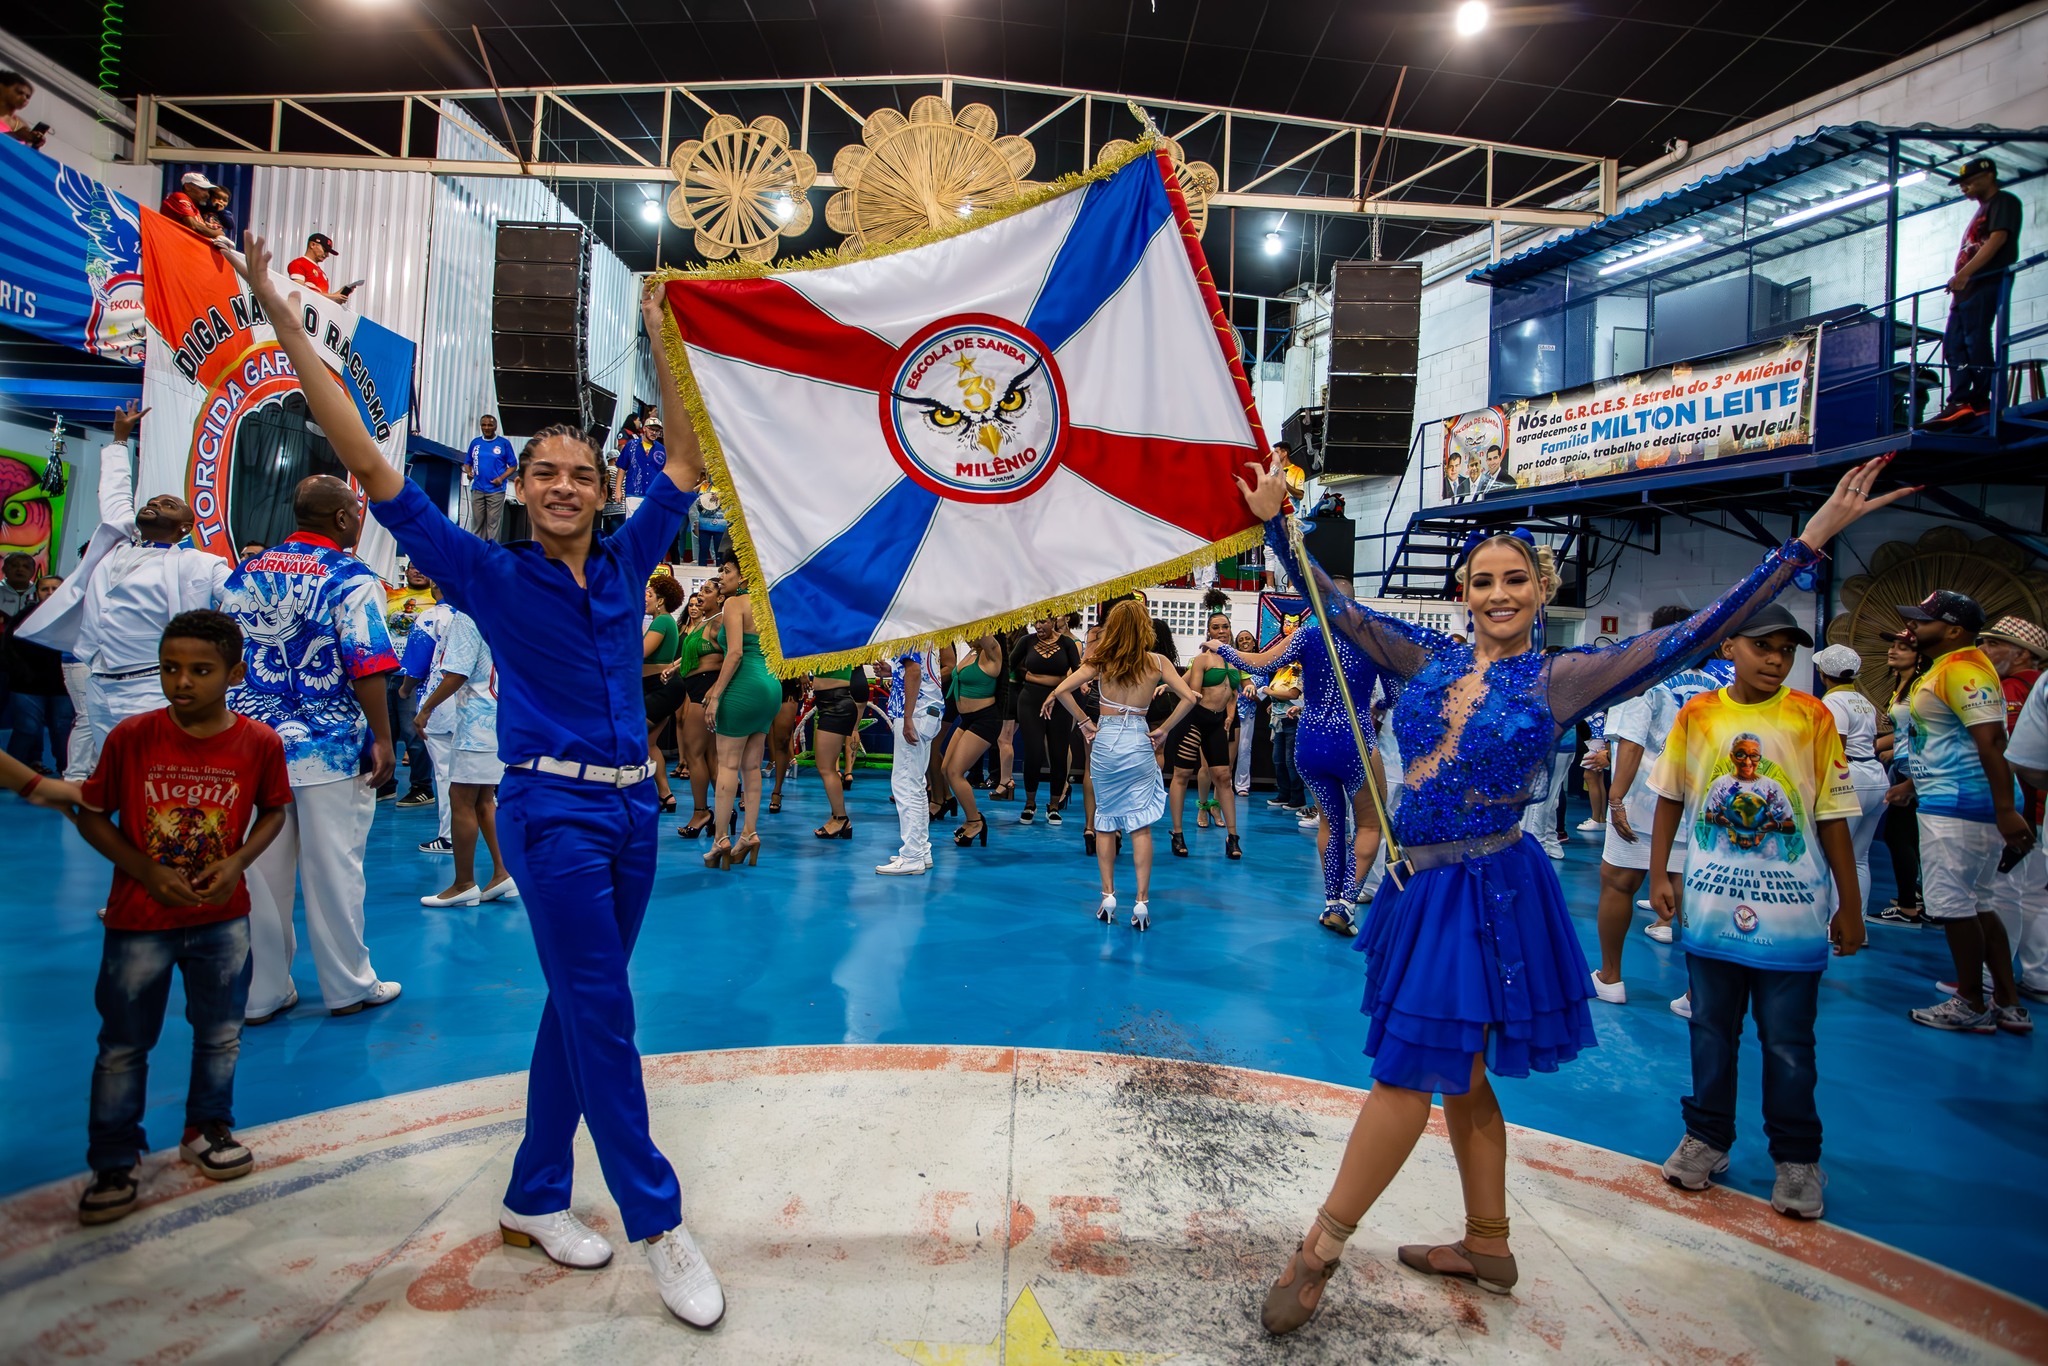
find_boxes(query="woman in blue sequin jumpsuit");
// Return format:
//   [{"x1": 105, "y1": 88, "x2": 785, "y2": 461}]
[
  {"x1": 1239, "y1": 450, "x2": 1915, "y2": 1335},
  {"x1": 1214, "y1": 616, "x2": 1386, "y2": 934}
]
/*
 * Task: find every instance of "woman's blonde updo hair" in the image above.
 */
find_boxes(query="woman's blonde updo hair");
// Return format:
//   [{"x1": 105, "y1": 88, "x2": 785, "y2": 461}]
[{"x1": 1454, "y1": 534, "x2": 1561, "y2": 605}]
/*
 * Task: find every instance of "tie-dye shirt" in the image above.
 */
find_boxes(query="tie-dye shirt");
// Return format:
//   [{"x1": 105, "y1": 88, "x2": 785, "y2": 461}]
[
  {"x1": 1649, "y1": 687, "x2": 1859, "y2": 971},
  {"x1": 221, "y1": 534, "x2": 398, "y2": 786},
  {"x1": 1904, "y1": 647, "x2": 2011, "y2": 822}
]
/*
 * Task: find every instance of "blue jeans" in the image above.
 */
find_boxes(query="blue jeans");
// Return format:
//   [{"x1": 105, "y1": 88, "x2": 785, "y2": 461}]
[
  {"x1": 1272, "y1": 719, "x2": 1304, "y2": 806},
  {"x1": 5, "y1": 690, "x2": 75, "y2": 769},
  {"x1": 89, "y1": 918, "x2": 252, "y2": 1173},
  {"x1": 1944, "y1": 279, "x2": 2004, "y2": 408},
  {"x1": 696, "y1": 529, "x2": 724, "y2": 565},
  {"x1": 1682, "y1": 954, "x2": 1822, "y2": 1164},
  {"x1": 386, "y1": 673, "x2": 426, "y2": 789}
]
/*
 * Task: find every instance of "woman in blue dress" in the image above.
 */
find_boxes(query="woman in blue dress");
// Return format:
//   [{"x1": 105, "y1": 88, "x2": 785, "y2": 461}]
[{"x1": 1233, "y1": 450, "x2": 1914, "y2": 1334}]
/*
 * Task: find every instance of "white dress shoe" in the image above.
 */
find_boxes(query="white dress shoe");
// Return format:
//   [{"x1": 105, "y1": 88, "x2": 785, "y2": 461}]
[
  {"x1": 1590, "y1": 971, "x2": 1627, "y2": 1004},
  {"x1": 331, "y1": 980, "x2": 401, "y2": 1017},
  {"x1": 645, "y1": 1220, "x2": 725, "y2": 1328},
  {"x1": 479, "y1": 877, "x2": 520, "y2": 903},
  {"x1": 500, "y1": 1205, "x2": 614, "y2": 1268},
  {"x1": 1643, "y1": 921, "x2": 1674, "y2": 943},
  {"x1": 875, "y1": 856, "x2": 926, "y2": 876},
  {"x1": 421, "y1": 885, "x2": 482, "y2": 908}
]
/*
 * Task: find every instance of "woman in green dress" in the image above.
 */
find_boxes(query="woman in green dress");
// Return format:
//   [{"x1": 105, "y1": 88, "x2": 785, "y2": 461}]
[{"x1": 703, "y1": 549, "x2": 780, "y2": 868}]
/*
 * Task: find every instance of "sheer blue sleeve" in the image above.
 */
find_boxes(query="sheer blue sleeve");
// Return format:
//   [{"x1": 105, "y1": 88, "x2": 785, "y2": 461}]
[
  {"x1": 1261, "y1": 515, "x2": 1441, "y2": 679},
  {"x1": 1214, "y1": 623, "x2": 1312, "y2": 675},
  {"x1": 1545, "y1": 538, "x2": 1821, "y2": 727}
]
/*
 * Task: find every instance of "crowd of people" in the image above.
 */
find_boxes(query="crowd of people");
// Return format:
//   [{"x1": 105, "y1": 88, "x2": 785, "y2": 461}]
[{"x1": 0, "y1": 238, "x2": 2041, "y2": 1339}]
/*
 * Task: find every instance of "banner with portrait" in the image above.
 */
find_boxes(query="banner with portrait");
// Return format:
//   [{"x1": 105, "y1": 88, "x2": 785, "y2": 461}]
[{"x1": 1439, "y1": 330, "x2": 1821, "y2": 503}]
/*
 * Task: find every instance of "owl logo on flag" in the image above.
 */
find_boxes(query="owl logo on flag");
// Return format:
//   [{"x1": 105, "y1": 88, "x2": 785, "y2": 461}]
[{"x1": 884, "y1": 316, "x2": 1067, "y2": 502}]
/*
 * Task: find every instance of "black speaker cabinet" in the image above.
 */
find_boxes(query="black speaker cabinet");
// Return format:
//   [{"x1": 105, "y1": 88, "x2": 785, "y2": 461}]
[
  {"x1": 1332, "y1": 260, "x2": 1422, "y2": 304},
  {"x1": 497, "y1": 224, "x2": 585, "y2": 263},
  {"x1": 1301, "y1": 513, "x2": 1356, "y2": 580},
  {"x1": 492, "y1": 295, "x2": 580, "y2": 336},
  {"x1": 1325, "y1": 374, "x2": 1416, "y2": 413},
  {"x1": 493, "y1": 331, "x2": 580, "y2": 372},
  {"x1": 495, "y1": 370, "x2": 582, "y2": 407},
  {"x1": 1330, "y1": 336, "x2": 1419, "y2": 375},
  {"x1": 1281, "y1": 405, "x2": 1323, "y2": 453},
  {"x1": 1323, "y1": 410, "x2": 1411, "y2": 447},
  {"x1": 494, "y1": 258, "x2": 582, "y2": 299},
  {"x1": 1319, "y1": 443, "x2": 1410, "y2": 478},
  {"x1": 1331, "y1": 299, "x2": 1420, "y2": 339}
]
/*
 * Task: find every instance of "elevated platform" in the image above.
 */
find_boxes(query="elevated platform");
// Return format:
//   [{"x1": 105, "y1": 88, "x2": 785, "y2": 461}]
[{"x1": 2, "y1": 1045, "x2": 2040, "y2": 1364}]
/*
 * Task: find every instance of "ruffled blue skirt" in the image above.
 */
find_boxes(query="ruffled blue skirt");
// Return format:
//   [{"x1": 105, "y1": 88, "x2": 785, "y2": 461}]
[{"x1": 1355, "y1": 834, "x2": 1595, "y2": 1096}]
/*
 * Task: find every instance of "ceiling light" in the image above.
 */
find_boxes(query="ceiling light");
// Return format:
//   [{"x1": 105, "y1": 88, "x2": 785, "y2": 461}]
[
  {"x1": 1770, "y1": 170, "x2": 1928, "y2": 230},
  {"x1": 1596, "y1": 232, "x2": 1704, "y2": 277},
  {"x1": 773, "y1": 194, "x2": 797, "y2": 223},
  {"x1": 1263, "y1": 231, "x2": 1284, "y2": 256},
  {"x1": 1454, "y1": 2, "x2": 1489, "y2": 37},
  {"x1": 638, "y1": 198, "x2": 661, "y2": 224}
]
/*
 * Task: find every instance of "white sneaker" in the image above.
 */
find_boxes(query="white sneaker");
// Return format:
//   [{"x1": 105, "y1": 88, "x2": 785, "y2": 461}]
[
  {"x1": 331, "y1": 980, "x2": 402, "y2": 1017},
  {"x1": 1636, "y1": 898, "x2": 1653, "y2": 911},
  {"x1": 500, "y1": 1205, "x2": 614, "y2": 1268},
  {"x1": 1670, "y1": 995, "x2": 1692, "y2": 1019},
  {"x1": 1576, "y1": 817, "x2": 1604, "y2": 831},
  {"x1": 1543, "y1": 843, "x2": 1565, "y2": 861},
  {"x1": 645, "y1": 1221, "x2": 725, "y2": 1328},
  {"x1": 420, "y1": 884, "x2": 482, "y2": 908},
  {"x1": 1590, "y1": 971, "x2": 1627, "y2": 1004},
  {"x1": 875, "y1": 856, "x2": 926, "y2": 876},
  {"x1": 1297, "y1": 810, "x2": 1321, "y2": 828},
  {"x1": 1643, "y1": 922, "x2": 1674, "y2": 944}
]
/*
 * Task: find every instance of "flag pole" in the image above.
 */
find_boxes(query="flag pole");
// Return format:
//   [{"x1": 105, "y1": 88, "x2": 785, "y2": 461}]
[{"x1": 1287, "y1": 512, "x2": 1407, "y2": 889}]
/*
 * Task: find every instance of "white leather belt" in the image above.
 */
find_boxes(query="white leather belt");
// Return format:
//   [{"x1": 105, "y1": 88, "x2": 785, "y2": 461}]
[{"x1": 511, "y1": 756, "x2": 658, "y2": 788}]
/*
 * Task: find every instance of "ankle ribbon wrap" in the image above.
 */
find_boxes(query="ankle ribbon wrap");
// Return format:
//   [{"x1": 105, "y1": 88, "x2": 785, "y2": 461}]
[
  {"x1": 1465, "y1": 1214, "x2": 1510, "y2": 1242},
  {"x1": 1312, "y1": 1206, "x2": 1357, "y2": 1263}
]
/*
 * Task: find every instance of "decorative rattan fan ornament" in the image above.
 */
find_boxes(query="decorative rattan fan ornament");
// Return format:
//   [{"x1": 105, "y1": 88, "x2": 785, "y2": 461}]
[
  {"x1": 824, "y1": 95, "x2": 1038, "y2": 255},
  {"x1": 1825, "y1": 525, "x2": 2048, "y2": 700},
  {"x1": 1094, "y1": 136, "x2": 1219, "y2": 233},
  {"x1": 666, "y1": 115, "x2": 818, "y2": 264}
]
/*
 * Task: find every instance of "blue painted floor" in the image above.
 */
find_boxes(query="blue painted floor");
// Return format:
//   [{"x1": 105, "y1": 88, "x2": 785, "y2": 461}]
[{"x1": 2, "y1": 769, "x2": 2041, "y2": 1305}]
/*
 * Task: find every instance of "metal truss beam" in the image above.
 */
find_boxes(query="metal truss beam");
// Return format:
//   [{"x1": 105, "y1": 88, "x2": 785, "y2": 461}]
[{"x1": 133, "y1": 74, "x2": 1612, "y2": 231}]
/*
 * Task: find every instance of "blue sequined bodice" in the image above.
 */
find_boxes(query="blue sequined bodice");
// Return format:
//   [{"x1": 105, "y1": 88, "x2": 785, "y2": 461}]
[{"x1": 1389, "y1": 643, "x2": 1550, "y2": 844}]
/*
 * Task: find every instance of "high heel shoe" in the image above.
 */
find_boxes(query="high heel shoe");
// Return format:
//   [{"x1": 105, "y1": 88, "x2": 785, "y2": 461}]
[
  {"x1": 767, "y1": 793, "x2": 782, "y2": 814},
  {"x1": 932, "y1": 795, "x2": 959, "y2": 821},
  {"x1": 1095, "y1": 893, "x2": 1116, "y2": 924},
  {"x1": 733, "y1": 832, "x2": 762, "y2": 866},
  {"x1": 1170, "y1": 831, "x2": 1188, "y2": 857},
  {"x1": 990, "y1": 780, "x2": 1015, "y2": 801},
  {"x1": 1130, "y1": 900, "x2": 1150, "y2": 932},
  {"x1": 658, "y1": 793, "x2": 677, "y2": 814},
  {"x1": 1083, "y1": 830, "x2": 1096, "y2": 856},
  {"x1": 704, "y1": 836, "x2": 734, "y2": 870},
  {"x1": 677, "y1": 810, "x2": 712, "y2": 838},
  {"x1": 814, "y1": 816, "x2": 853, "y2": 839},
  {"x1": 1226, "y1": 833, "x2": 1242, "y2": 860},
  {"x1": 953, "y1": 817, "x2": 988, "y2": 847}
]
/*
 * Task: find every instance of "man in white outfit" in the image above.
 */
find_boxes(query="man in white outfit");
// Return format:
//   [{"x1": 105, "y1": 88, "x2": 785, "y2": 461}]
[
  {"x1": 1813, "y1": 645, "x2": 1889, "y2": 918},
  {"x1": 877, "y1": 647, "x2": 943, "y2": 876},
  {"x1": 18, "y1": 403, "x2": 229, "y2": 779},
  {"x1": 220, "y1": 475, "x2": 401, "y2": 1023},
  {"x1": 1979, "y1": 617, "x2": 2048, "y2": 1002}
]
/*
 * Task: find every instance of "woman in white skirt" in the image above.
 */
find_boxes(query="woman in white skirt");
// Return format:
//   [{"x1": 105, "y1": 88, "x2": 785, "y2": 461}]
[
  {"x1": 416, "y1": 609, "x2": 518, "y2": 907},
  {"x1": 1043, "y1": 599, "x2": 1200, "y2": 930}
]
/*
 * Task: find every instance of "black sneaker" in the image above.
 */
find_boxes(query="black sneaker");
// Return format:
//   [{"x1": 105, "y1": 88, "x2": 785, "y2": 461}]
[
  {"x1": 376, "y1": 781, "x2": 399, "y2": 801},
  {"x1": 181, "y1": 1121, "x2": 254, "y2": 1180},
  {"x1": 418, "y1": 836, "x2": 453, "y2": 855},
  {"x1": 395, "y1": 787, "x2": 435, "y2": 809},
  {"x1": 1046, "y1": 806, "x2": 1064, "y2": 826},
  {"x1": 1871, "y1": 905, "x2": 1926, "y2": 927},
  {"x1": 78, "y1": 1168, "x2": 138, "y2": 1224}
]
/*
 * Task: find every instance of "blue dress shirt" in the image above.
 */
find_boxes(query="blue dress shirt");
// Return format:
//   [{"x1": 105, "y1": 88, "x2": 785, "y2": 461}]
[{"x1": 370, "y1": 476, "x2": 692, "y2": 769}]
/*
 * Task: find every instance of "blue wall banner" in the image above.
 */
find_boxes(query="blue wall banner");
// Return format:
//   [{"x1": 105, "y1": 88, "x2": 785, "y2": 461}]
[{"x1": 0, "y1": 134, "x2": 145, "y2": 365}]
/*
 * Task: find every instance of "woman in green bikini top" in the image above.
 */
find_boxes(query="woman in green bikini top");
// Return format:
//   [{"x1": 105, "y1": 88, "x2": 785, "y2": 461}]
[
  {"x1": 702, "y1": 550, "x2": 780, "y2": 868},
  {"x1": 939, "y1": 633, "x2": 1006, "y2": 850}
]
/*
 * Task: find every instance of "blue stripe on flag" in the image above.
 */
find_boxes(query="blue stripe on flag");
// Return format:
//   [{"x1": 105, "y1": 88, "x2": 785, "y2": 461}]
[
  {"x1": 1023, "y1": 155, "x2": 1173, "y2": 354},
  {"x1": 766, "y1": 477, "x2": 943, "y2": 658}
]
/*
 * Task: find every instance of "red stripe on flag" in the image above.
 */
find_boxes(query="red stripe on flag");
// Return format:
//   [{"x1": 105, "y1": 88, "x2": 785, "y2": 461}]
[
  {"x1": 1061, "y1": 426, "x2": 1263, "y2": 544},
  {"x1": 1157, "y1": 148, "x2": 1274, "y2": 457},
  {"x1": 664, "y1": 277, "x2": 898, "y2": 394}
]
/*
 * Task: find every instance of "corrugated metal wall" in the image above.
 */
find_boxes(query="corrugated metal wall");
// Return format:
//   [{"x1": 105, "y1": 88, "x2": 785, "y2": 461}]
[{"x1": 244, "y1": 167, "x2": 435, "y2": 354}]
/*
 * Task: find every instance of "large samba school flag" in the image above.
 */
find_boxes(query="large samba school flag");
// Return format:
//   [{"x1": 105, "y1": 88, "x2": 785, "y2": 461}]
[
  {"x1": 656, "y1": 144, "x2": 1268, "y2": 672},
  {"x1": 138, "y1": 212, "x2": 413, "y2": 578}
]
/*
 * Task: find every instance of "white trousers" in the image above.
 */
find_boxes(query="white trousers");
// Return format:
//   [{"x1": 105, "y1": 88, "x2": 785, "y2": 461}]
[
  {"x1": 61, "y1": 661, "x2": 93, "y2": 780},
  {"x1": 1829, "y1": 758, "x2": 1889, "y2": 915},
  {"x1": 1520, "y1": 753, "x2": 1572, "y2": 854},
  {"x1": 245, "y1": 778, "x2": 378, "y2": 1014},
  {"x1": 77, "y1": 672, "x2": 163, "y2": 780},
  {"x1": 426, "y1": 726, "x2": 455, "y2": 841},
  {"x1": 1987, "y1": 843, "x2": 2048, "y2": 992},
  {"x1": 891, "y1": 711, "x2": 940, "y2": 862}
]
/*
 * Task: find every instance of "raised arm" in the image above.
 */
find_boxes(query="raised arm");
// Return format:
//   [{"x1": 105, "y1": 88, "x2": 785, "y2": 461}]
[
  {"x1": 1547, "y1": 454, "x2": 1919, "y2": 726},
  {"x1": 226, "y1": 235, "x2": 403, "y2": 503},
  {"x1": 1213, "y1": 621, "x2": 1311, "y2": 673},
  {"x1": 642, "y1": 284, "x2": 705, "y2": 495},
  {"x1": 1235, "y1": 453, "x2": 1440, "y2": 679},
  {"x1": 98, "y1": 402, "x2": 149, "y2": 527}
]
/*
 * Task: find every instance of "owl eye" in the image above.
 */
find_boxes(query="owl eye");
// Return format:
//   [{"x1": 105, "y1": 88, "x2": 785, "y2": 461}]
[
  {"x1": 998, "y1": 387, "x2": 1027, "y2": 414},
  {"x1": 928, "y1": 406, "x2": 964, "y2": 428}
]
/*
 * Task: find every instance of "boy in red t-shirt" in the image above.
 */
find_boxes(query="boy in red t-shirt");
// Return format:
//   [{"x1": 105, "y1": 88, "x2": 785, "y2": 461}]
[{"x1": 70, "y1": 610, "x2": 292, "y2": 1225}]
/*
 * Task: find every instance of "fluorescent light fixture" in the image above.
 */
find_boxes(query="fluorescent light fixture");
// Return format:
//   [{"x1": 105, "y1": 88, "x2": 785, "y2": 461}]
[
  {"x1": 1596, "y1": 232, "x2": 1704, "y2": 277},
  {"x1": 1263, "y1": 230, "x2": 1283, "y2": 255},
  {"x1": 1770, "y1": 170, "x2": 1928, "y2": 229},
  {"x1": 1454, "y1": 2, "x2": 1488, "y2": 36}
]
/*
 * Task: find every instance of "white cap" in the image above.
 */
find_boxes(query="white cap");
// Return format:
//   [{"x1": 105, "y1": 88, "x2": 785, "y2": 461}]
[
  {"x1": 1811, "y1": 644, "x2": 1862, "y2": 677},
  {"x1": 181, "y1": 171, "x2": 218, "y2": 191}
]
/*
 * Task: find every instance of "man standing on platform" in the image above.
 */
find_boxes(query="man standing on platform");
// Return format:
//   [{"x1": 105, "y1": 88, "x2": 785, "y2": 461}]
[
  {"x1": 464, "y1": 415, "x2": 515, "y2": 542},
  {"x1": 1929, "y1": 157, "x2": 2022, "y2": 426},
  {"x1": 19, "y1": 403, "x2": 230, "y2": 779},
  {"x1": 220, "y1": 476, "x2": 401, "y2": 1024}
]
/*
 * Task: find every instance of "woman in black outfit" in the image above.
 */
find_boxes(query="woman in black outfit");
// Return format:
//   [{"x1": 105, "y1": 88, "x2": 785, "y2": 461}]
[
  {"x1": 1011, "y1": 616, "x2": 1082, "y2": 825},
  {"x1": 767, "y1": 675, "x2": 804, "y2": 814},
  {"x1": 1876, "y1": 627, "x2": 1929, "y2": 924}
]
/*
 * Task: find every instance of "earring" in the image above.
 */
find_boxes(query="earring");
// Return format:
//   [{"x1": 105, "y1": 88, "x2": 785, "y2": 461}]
[
  {"x1": 1533, "y1": 607, "x2": 1547, "y2": 652},
  {"x1": 1464, "y1": 606, "x2": 1476, "y2": 637}
]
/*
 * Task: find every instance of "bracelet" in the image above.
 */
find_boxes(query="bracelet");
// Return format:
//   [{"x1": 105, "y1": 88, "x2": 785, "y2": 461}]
[{"x1": 19, "y1": 774, "x2": 40, "y2": 800}]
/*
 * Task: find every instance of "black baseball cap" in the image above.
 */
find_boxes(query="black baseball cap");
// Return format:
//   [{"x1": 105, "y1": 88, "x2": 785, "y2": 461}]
[
  {"x1": 306, "y1": 232, "x2": 337, "y2": 255},
  {"x1": 1732, "y1": 602, "x2": 1813, "y2": 647},
  {"x1": 1898, "y1": 589, "x2": 1985, "y2": 633},
  {"x1": 1949, "y1": 156, "x2": 1998, "y2": 184}
]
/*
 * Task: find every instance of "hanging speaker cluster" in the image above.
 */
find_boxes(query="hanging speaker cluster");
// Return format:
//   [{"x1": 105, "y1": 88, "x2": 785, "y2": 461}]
[
  {"x1": 492, "y1": 223, "x2": 612, "y2": 439},
  {"x1": 1322, "y1": 261, "x2": 1420, "y2": 477}
]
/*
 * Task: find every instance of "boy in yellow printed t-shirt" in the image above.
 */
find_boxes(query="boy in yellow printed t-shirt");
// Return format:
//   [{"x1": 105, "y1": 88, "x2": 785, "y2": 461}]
[{"x1": 1647, "y1": 602, "x2": 1862, "y2": 1222}]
